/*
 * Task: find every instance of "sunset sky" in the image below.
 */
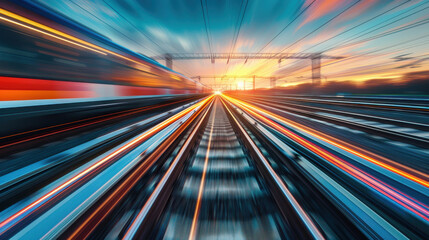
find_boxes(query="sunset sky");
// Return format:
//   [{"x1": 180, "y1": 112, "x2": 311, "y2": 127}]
[{"x1": 34, "y1": 0, "x2": 429, "y2": 89}]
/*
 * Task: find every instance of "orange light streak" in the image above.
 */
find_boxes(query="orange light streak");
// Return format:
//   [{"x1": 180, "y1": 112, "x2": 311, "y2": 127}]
[
  {"x1": 65, "y1": 97, "x2": 214, "y2": 239},
  {"x1": 65, "y1": 101, "x2": 207, "y2": 239},
  {"x1": 189, "y1": 101, "x2": 217, "y2": 240},
  {"x1": 223, "y1": 95, "x2": 429, "y2": 221},
  {"x1": 0, "y1": 97, "x2": 195, "y2": 148},
  {"x1": 0, "y1": 15, "x2": 106, "y2": 55},
  {"x1": 0, "y1": 8, "x2": 160, "y2": 72},
  {"x1": 123, "y1": 96, "x2": 215, "y2": 239},
  {"x1": 244, "y1": 97, "x2": 429, "y2": 185},
  {"x1": 0, "y1": 96, "x2": 213, "y2": 234},
  {"x1": 220, "y1": 97, "x2": 325, "y2": 239},
  {"x1": 224, "y1": 95, "x2": 429, "y2": 189}
]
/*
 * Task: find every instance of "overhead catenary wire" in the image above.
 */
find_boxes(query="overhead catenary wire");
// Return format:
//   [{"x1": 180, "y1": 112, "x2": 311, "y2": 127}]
[
  {"x1": 248, "y1": 0, "x2": 362, "y2": 85},
  {"x1": 273, "y1": 1, "x2": 429, "y2": 75},
  {"x1": 101, "y1": 0, "x2": 199, "y2": 77},
  {"x1": 233, "y1": 0, "x2": 316, "y2": 77},
  {"x1": 322, "y1": 2, "x2": 429, "y2": 53},
  {"x1": 102, "y1": 0, "x2": 166, "y2": 52},
  {"x1": 254, "y1": 1, "x2": 428, "y2": 83},
  {"x1": 224, "y1": 0, "x2": 249, "y2": 76},
  {"x1": 270, "y1": 34, "x2": 429, "y2": 82},
  {"x1": 302, "y1": 0, "x2": 412, "y2": 53},
  {"x1": 274, "y1": 0, "x2": 362, "y2": 57},
  {"x1": 200, "y1": 0, "x2": 213, "y2": 60},
  {"x1": 69, "y1": 0, "x2": 154, "y2": 55},
  {"x1": 254, "y1": 0, "x2": 317, "y2": 55}
]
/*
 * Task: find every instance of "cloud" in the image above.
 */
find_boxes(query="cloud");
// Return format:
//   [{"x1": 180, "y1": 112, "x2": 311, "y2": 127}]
[
  {"x1": 297, "y1": 0, "x2": 350, "y2": 30},
  {"x1": 332, "y1": 0, "x2": 379, "y2": 25},
  {"x1": 261, "y1": 70, "x2": 429, "y2": 95}
]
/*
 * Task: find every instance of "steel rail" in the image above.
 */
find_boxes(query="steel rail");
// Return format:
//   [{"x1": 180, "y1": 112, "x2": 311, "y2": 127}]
[
  {"x1": 250, "y1": 96, "x2": 429, "y2": 131},
  {"x1": 220, "y1": 97, "x2": 325, "y2": 240},
  {"x1": 0, "y1": 96, "x2": 212, "y2": 238},
  {"x1": 122, "y1": 97, "x2": 215, "y2": 239},
  {"x1": 227, "y1": 100, "x2": 409, "y2": 239},
  {"x1": 60, "y1": 96, "x2": 215, "y2": 239},
  {"x1": 246, "y1": 98, "x2": 429, "y2": 149}
]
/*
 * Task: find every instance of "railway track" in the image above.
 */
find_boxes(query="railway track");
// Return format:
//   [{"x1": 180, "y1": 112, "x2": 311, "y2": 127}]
[
  {"x1": 142, "y1": 98, "x2": 321, "y2": 239},
  {"x1": 0, "y1": 97, "x2": 203, "y2": 210},
  {"x1": 254, "y1": 95, "x2": 429, "y2": 112},
  {"x1": 237, "y1": 95, "x2": 429, "y2": 149},
  {"x1": 0, "y1": 96, "x2": 212, "y2": 239},
  {"x1": 104, "y1": 97, "x2": 368, "y2": 239}
]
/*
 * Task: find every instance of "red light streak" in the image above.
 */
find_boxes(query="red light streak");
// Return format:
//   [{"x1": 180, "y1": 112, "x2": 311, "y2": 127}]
[
  {"x1": 224, "y1": 95, "x2": 429, "y2": 188},
  {"x1": 223, "y1": 95, "x2": 429, "y2": 222},
  {"x1": 0, "y1": 96, "x2": 213, "y2": 234},
  {"x1": 64, "y1": 97, "x2": 214, "y2": 239},
  {"x1": 246, "y1": 97, "x2": 429, "y2": 186},
  {"x1": 123, "y1": 96, "x2": 215, "y2": 239},
  {"x1": 0, "y1": 97, "x2": 194, "y2": 149}
]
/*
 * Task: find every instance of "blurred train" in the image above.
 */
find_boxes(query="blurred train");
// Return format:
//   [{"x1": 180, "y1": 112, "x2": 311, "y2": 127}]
[{"x1": 0, "y1": 1, "x2": 208, "y2": 101}]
